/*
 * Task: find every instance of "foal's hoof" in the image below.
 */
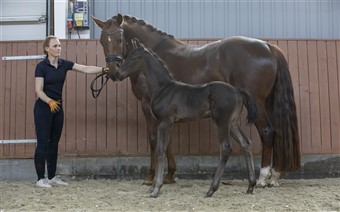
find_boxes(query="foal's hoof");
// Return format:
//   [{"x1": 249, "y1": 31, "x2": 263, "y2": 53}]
[
  {"x1": 246, "y1": 188, "x2": 254, "y2": 194},
  {"x1": 205, "y1": 191, "x2": 213, "y2": 198}
]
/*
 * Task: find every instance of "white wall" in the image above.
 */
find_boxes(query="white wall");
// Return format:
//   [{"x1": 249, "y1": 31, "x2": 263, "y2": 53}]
[
  {"x1": 0, "y1": 0, "x2": 91, "y2": 41},
  {"x1": 54, "y1": 0, "x2": 90, "y2": 39},
  {"x1": 0, "y1": 0, "x2": 47, "y2": 41}
]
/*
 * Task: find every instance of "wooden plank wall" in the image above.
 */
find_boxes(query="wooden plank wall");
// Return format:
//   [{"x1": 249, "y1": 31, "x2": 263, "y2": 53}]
[{"x1": 0, "y1": 39, "x2": 339, "y2": 159}]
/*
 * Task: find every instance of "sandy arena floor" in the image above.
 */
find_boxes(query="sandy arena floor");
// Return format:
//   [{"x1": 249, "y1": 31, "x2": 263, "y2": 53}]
[{"x1": 1, "y1": 178, "x2": 339, "y2": 211}]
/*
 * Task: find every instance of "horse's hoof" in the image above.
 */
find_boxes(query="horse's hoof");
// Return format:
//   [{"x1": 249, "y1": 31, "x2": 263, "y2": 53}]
[
  {"x1": 256, "y1": 182, "x2": 267, "y2": 188},
  {"x1": 142, "y1": 176, "x2": 154, "y2": 186},
  {"x1": 142, "y1": 180, "x2": 153, "y2": 186},
  {"x1": 163, "y1": 177, "x2": 176, "y2": 184},
  {"x1": 268, "y1": 180, "x2": 280, "y2": 187}
]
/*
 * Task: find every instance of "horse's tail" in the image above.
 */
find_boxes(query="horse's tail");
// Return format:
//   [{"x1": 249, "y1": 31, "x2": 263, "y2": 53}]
[
  {"x1": 267, "y1": 43, "x2": 301, "y2": 172},
  {"x1": 239, "y1": 89, "x2": 258, "y2": 125}
]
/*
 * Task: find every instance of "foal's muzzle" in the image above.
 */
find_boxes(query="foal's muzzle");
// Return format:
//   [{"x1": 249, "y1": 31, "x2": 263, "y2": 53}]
[{"x1": 114, "y1": 70, "x2": 126, "y2": 81}]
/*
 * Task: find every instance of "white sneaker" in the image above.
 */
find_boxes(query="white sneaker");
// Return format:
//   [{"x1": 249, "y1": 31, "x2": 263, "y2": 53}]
[
  {"x1": 48, "y1": 176, "x2": 68, "y2": 186},
  {"x1": 36, "y1": 179, "x2": 52, "y2": 188}
]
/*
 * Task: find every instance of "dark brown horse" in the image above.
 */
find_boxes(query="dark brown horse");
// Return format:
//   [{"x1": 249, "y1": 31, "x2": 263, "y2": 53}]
[
  {"x1": 116, "y1": 38, "x2": 257, "y2": 197},
  {"x1": 91, "y1": 14, "x2": 301, "y2": 187}
]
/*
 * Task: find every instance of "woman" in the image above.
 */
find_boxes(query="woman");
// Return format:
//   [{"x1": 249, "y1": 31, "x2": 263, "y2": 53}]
[{"x1": 34, "y1": 35, "x2": 108, "y2": 188}]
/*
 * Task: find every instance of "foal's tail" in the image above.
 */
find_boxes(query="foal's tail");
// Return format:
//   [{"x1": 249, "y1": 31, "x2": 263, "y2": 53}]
[
  {"x1": 267, "y1": 43, "x2": 301, "y2": 172},
  {"x1": 239, "y1": 89, "x2": 258, "y2": 125}
]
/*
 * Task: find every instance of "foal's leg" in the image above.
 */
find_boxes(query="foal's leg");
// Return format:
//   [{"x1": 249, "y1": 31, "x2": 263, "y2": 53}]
[
  {"x1": 149, "y1": 120, "x2": 173, "y2": 198},
  {"x1": 141, "y1": 102, "x2": 158, "y2": 185},
  {"x1": 206, "y1": 125, "x2": 232, "y2": 197},
  {"x1": 141, "y1": 103, "x2": 176, "y2": 185},
  {"x1": 230, "y1": 125, "x2": 256, "y2": 194},
  {"x1": 164, "y1": 138, "x2": 176, "y2": 184},
  {"x1": 254, "y1": 102, "x2": 276, "y2": 187}
]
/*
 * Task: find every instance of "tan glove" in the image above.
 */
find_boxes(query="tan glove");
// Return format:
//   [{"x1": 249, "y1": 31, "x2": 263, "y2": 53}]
[{"x1": 47, "y1": 99, "x2": 60, "y2": 113}]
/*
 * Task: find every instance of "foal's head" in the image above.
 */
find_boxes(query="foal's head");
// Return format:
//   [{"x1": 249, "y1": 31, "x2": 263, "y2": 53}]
[{"x1": 116, "y1": 38, "x2": 147, "y2": 81}]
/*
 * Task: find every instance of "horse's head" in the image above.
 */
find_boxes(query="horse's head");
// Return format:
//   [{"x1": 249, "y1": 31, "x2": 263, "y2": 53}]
[
  {"x1": 116, "y1": 38, "x2": 146, "y2": 81},
  {"x1": 91, "y1": 14, "x2": 126, "y2": 81}
]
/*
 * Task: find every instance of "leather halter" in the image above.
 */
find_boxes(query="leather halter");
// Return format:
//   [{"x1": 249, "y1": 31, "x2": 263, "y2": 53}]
[{"x1": 102, "y1": 28, "x2": 125, "y2": 63}]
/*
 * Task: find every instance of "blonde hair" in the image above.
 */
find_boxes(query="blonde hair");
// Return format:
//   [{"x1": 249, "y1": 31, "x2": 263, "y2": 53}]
[{"x1": 43, "y1": 35, "x2": 58, "y2": 56}]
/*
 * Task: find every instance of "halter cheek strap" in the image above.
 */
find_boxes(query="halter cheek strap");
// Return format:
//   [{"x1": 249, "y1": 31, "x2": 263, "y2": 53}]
[
  {"x1": 102, "y1": 28, "x2": 125, "y2": 63},
  {"x1": 105, "y1": 55, "x2": 123, "y2": 63}
]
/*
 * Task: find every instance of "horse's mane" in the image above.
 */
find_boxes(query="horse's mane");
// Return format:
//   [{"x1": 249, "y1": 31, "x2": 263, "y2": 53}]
[{"x1": 113, "y1": 15, "x2": 175, "y2": 39}]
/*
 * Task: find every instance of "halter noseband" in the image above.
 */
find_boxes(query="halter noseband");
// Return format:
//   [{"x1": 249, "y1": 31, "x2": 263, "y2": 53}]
[{"x1": 102, "y1": 28, "x2": 125, "y2": 63}]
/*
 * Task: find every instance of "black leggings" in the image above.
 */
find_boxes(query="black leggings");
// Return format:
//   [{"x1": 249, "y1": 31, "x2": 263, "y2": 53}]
[{"x1": 34, "y1": 99, "x2": 64, "y2": 180}]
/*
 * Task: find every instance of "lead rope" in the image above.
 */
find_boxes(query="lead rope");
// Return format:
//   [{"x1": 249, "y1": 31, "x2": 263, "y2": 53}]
[{"x1": 90, "y1": 72, "x2": 110, "y2": 98}]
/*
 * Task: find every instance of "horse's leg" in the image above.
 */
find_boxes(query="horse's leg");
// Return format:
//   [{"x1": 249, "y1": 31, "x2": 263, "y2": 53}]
[
  {"x1": 206, "y1": 124, "x2": 232, "y2": 197},
  {"x1": 230, "y1": 125, "x2": 256, "y2": 194},
  {"x1": 149, "y1": 120, "x2": 172, "y2": 198},
  {"x1": 268, "y1": 168, "x2": 280, "y2": 187},
  {"x1": 141, "y1": 101, "x2": 158, "y2": 185},
  {"x1": 254, "y1": 102, "x2": 275, "y2": 188}
]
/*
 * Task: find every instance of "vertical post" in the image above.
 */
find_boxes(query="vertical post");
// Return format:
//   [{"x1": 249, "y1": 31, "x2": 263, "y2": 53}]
[{"x1": 54, "y1": 0, "x2": 67, "y2": 38}]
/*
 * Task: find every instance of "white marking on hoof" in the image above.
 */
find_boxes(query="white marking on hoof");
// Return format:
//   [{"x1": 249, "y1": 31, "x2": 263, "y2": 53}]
[
  {"x1": 268, "y1": 168, "x2": 280, "y2": 187},
  {"x1": 257, "y1": 166, "x2": 271, "y2": 188}
]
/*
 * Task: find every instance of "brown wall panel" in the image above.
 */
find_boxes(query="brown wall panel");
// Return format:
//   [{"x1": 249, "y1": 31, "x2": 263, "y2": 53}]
[
  {"x1": 307, "y1": 41, "x2": 322, "y2": 153},
  {"x1": 317, "y1": 41, "x2": 332, "y2": 154},
  {"x1": 64, "y1": 41, "x2": 77, "y2": 155},
  {"x1": 334, "y1": 41, "x2": 340, "y2": 154},
  {"x1": 75, "y1": 41, "x2": 87, "y2": 154},
  {"x1": 14, "y1": 43, "x2": 27, "y2": 156},
  {"x1": 25, "y1": 42, "x2": 39, "y2": 157},
  {"x1": 0, "y1": 39, "x2": 339, "y2": 159},
  {"x1": 298, "y1": 41, "x2": 312, "y2": 155},
  {"x1": 326, "y1": 41, "x2": 340, "y2": 155},
  {"x1": 85, "y1": 41, "x2": 99, "y2": 155},
  {"x1": 95, "y1": 42, "x2": 108, "y2": 154},
  {"x1": 0, "y1": 43, "x2": 5, "y2": 156}
]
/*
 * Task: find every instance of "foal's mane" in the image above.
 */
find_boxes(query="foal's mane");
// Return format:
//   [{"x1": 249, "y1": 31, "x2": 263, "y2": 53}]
[
  {"x1": 112, "y1": 15, "x2": 175, "y2": 39},
  {"x1": 143, "y1": 47, "x2": 174, "y2": 80}
]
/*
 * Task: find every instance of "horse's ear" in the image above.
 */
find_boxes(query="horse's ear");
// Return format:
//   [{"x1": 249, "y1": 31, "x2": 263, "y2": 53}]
[
  {"x1": 116, "y1": 13, "x2": 124, "y2": 26},
  {"x1": 91, "y1": 15, "x2": 105, "y2": 29}
]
